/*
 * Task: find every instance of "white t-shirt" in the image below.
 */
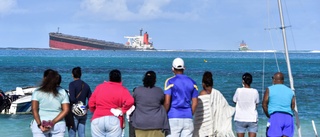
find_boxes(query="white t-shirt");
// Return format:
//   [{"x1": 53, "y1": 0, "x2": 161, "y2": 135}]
[{"x1": 233, "y1": 87, "x2": 259, "y2": 122}]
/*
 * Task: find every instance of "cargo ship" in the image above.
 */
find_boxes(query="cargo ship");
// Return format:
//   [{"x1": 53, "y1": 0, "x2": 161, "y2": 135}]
[
  {"x1": 239, "y1": 40, "x2": 249, "y2": 51},
  {"x1": 49, "y1": 29, "x2": 155, "y2": 50}
]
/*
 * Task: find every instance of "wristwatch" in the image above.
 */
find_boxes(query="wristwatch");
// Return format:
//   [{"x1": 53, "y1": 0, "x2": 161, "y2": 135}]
[{"x1": 37, "y1": 123, "x2": 41, "y2": 128}]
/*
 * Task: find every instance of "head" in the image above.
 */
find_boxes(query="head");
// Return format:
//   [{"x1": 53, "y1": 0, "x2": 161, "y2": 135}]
[
  {"x1": 242, "y1": 72, "x2": 253, "y2": 87},
  {"x1": 172, "y1": 57, "x2": 185, "y2": 74},
  {"x1": 272, "y1": 72, "x2": 284, "y2": 84},
  {"x1": 39, "y1": 70, "x2": 60, "y2": 96},
  {"x1": 143, "y1": 71, "x2": 156, "y2": 88},
  {"x1": 43, "y1": 69, "x2": 55, "y2": 78},
  {"x1": 72, "y1": 67, "x2": 82, "y2": 79},
  {"x1": 109, "y1": 69, "x2": 121, "y2": 82},
  {"x1": 202, "y1": 71, "x2": 213, "y2": 88}
]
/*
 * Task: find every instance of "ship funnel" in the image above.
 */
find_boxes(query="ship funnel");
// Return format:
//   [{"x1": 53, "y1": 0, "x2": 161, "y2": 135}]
[{"x1": 143, "y1": 32, "x2": 149, "y2": 45}]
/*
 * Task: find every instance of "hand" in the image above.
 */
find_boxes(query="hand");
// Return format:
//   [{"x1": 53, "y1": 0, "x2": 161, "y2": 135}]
[
  {"x1": 122, "y1": 121, "x2": 126, "y2": 129},
  {"x1": 42, "y1": 120, "x2": 54, "y2": 129},
  {"x1": 40, "y1": 125, "x2": 51, "y2": 132},
  {"x1": 111, "y1": 108, "x2": 123, "y2": 117}
]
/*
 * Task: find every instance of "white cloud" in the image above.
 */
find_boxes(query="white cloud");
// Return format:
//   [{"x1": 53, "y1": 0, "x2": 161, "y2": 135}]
[
  {"x1": 79, "y1": 0, "x2": 199, "y2": 21},
  {"x1": 138, "y1": 0, "x2": 170, "y2": 17},
  {"x1": 0, "y1": 0, "x2": 16, "y2": 15},
  {"x1": 80, "y1": 0, "x2": 133, "y2": 20}
]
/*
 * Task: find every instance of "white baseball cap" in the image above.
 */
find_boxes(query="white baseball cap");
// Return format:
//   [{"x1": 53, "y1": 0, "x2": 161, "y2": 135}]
[{"x1": 172, "y1": 57, "x2": 185, "y2": 70}]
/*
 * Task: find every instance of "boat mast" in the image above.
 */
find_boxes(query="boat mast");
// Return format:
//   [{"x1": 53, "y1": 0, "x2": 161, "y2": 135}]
[
  {"x1": 140, "y1": 28, "x2": 143, "y2": 36},
  {"x1": 277, "y1": 0, "x2": 301, "y2": 137},
  {"x1": 139, "y1": 28, "x2": 143, "y2": 47}
]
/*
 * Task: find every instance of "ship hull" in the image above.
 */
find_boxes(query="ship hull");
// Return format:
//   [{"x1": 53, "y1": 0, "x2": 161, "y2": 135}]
[
  {"x1": 49, "y1": 32, "x2": 149, "y2": 50},
  {"x1": 239, "y1": 47, "x2": 249, "y2": 51}
]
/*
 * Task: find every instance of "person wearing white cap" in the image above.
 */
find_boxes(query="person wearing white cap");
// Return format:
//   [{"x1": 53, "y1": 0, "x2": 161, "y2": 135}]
[{"x1": 164, "y1": 57, "x2": 199, "y2": 137}]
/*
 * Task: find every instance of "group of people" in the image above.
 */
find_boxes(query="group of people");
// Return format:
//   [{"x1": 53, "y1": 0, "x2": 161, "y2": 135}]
[
  {"x1": 29, "y1": 57, "x2": 296, "y2": 137},
  {"x1": 30, "y1": 67, "x2": 92, "y2": 137}
]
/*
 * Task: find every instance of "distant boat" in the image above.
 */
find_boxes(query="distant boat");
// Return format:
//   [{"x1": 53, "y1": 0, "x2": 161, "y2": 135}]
[
  {"x1": 49, "y1": 28, "x2": 155, "y2": 50},
  {"x1": 239, "y1": 40, "x2": 249, "y2": 51},
  {"x1": 0, "y1": 87, "x2": 37, "y2": 114}
]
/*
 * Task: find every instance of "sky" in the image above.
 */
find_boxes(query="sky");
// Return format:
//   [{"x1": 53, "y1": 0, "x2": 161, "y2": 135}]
[{"x1": 0, "y1": 0, "x2": 319, "y2": 50}]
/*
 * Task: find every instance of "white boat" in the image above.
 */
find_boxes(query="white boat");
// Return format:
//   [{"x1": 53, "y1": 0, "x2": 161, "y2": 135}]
[
  {"x1": 239, "y1": 40, "x2": 249, "y2": 51},
  {"x1": 0, "y1": 87, "x2": 37, "y2": 114},
  {"x1": 124, "y1": 29, "x2": 155, "y2": 50}
]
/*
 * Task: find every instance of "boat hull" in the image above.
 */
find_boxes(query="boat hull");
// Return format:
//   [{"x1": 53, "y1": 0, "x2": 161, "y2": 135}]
[
  {"x1": 239, "y1": 47, "x2": 249, "y2": 51},
  {"x1": 1, "y1": 87, "x2": 36, "y2": 114},
  {"x1": 49, "y1": 32, "x2": 154, "y2": 50}
]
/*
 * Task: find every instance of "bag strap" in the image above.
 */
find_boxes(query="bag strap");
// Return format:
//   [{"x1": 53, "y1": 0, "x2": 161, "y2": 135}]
[{"x1": 76, "y1": 82, "x2": 84, "y2": 99}]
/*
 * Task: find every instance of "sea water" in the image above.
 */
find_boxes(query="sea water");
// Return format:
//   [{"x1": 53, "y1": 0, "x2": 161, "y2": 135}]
[{"x1": 0, "y1": 49, "x2": 319, "y2": 137}]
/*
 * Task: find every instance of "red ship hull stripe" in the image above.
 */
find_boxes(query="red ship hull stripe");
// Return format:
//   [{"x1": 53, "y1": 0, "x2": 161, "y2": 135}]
[{"x1": 49, "y1": 40, "x2": 100, "y2": 50}]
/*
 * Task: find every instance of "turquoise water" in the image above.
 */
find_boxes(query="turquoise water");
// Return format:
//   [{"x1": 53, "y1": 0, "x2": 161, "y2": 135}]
[{"x1": 0, "y1": 49, "x2": 319, "y2": 137}]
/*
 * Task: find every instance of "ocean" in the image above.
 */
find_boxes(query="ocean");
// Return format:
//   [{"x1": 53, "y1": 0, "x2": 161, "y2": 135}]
[{"x1": 0, "y1": 49, "x2": 319, "y2": 137}]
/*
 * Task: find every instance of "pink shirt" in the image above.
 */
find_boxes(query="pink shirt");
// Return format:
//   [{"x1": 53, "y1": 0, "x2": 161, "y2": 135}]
[{"x1": 89, "y1": 81, "x2": 134, "y2": 128}]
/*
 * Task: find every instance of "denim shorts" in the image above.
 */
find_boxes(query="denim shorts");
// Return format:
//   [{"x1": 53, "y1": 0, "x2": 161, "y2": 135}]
[{"x1": 234, "y1": 121, "x2": 258, "y2": 133}]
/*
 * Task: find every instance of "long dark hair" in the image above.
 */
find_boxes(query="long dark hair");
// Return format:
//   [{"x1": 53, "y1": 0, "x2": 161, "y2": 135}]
[
  {"x1": 143, "y1": 71, "x2": 156, "y2": 88},
  {"x1": 202, "y1": 71, "x2": 213, "y2": 87},
  {"x1": 43, "y1": 69, "x2": 54, "y2": 78},
  {"x1": 39, "y1": 69, "x2": 60, "y2": 96}
]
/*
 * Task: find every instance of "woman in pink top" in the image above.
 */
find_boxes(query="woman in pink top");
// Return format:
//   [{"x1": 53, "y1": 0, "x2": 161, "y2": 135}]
[{"x1": 89, "y1": 69, "x2": 134, "y2": 137}]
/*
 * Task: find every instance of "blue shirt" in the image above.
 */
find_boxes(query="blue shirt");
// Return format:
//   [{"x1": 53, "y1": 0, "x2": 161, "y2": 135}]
[
  {"x1": 164, "y1": 74, "x2": 198, "y2": 118},
  {"x1": 69, "y1": 79, "x2": 92, "y2": 105},
  {"x1": 268, "y1": 84, "x2": 294, "y2": 115}
]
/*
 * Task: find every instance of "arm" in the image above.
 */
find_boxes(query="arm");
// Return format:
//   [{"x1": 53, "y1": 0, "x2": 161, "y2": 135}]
[
  {"x1": 52, "y1": 103, "x2": 69, "y2": 124},
  {"x1": 163, "y1": 80, "x2": 172, "y2": 112},
  {"x1": 121, "y1": 89, "x2": 134, "y2": 114},
  {"x1": 291, "y1": 96, "x2": 296, "y2": 111},
  {"x1": 262, "y1": 88, "x2": 270, "y2": 118},
  {"x1": 86, "y1": 85, "x2": 92, "y2": 108},
  {"x1": 191, "y1": 97, "x2": 198, "y2": 115},
  {"x1": 87, "y1": 85, "x2": 92, "y2": 99},
  {"x1": 88, "y1": 89, "x2": 97, "y2": 113},
  {"x1": 232, "y1": 89, "x2": 238, "y2": 104},
  {"x1": 69, "y1": 83, "x2": 76, "y2": 104},
  {"x1": 31, "y1": 100, "x2": 41, "y2": 128},
  {"x1": 191, "y1": 86, "x2": 199, "y2": 115},
  {"x1": 32, "y1": 100, "x2": 52, "y2": 132},
  {"x1": 164, "y1": 94, "x2": 171, "y2": 112},
  {"x1": 255, "y1": 89, "x2": 260, "y2": 108}
]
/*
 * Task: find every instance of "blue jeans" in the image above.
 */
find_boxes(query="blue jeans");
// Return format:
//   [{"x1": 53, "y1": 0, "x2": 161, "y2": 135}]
[
  {"x1": 91, "y1": 116, "x2": 122, "y2": 137},
  {"x1": 166, "y1": 118, "x2": 194, "y2": 137},
  {"x1": 68, "y1": 116, "x2": 87, "y2": 137},
  {"x1": 30, "y1": 120, "x2": 66, "y2": 137}
]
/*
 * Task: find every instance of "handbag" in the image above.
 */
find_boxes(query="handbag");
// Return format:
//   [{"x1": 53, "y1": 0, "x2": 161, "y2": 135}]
[{"x1": 71, "y1": 82, "x2": 87, "y2": 116}]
